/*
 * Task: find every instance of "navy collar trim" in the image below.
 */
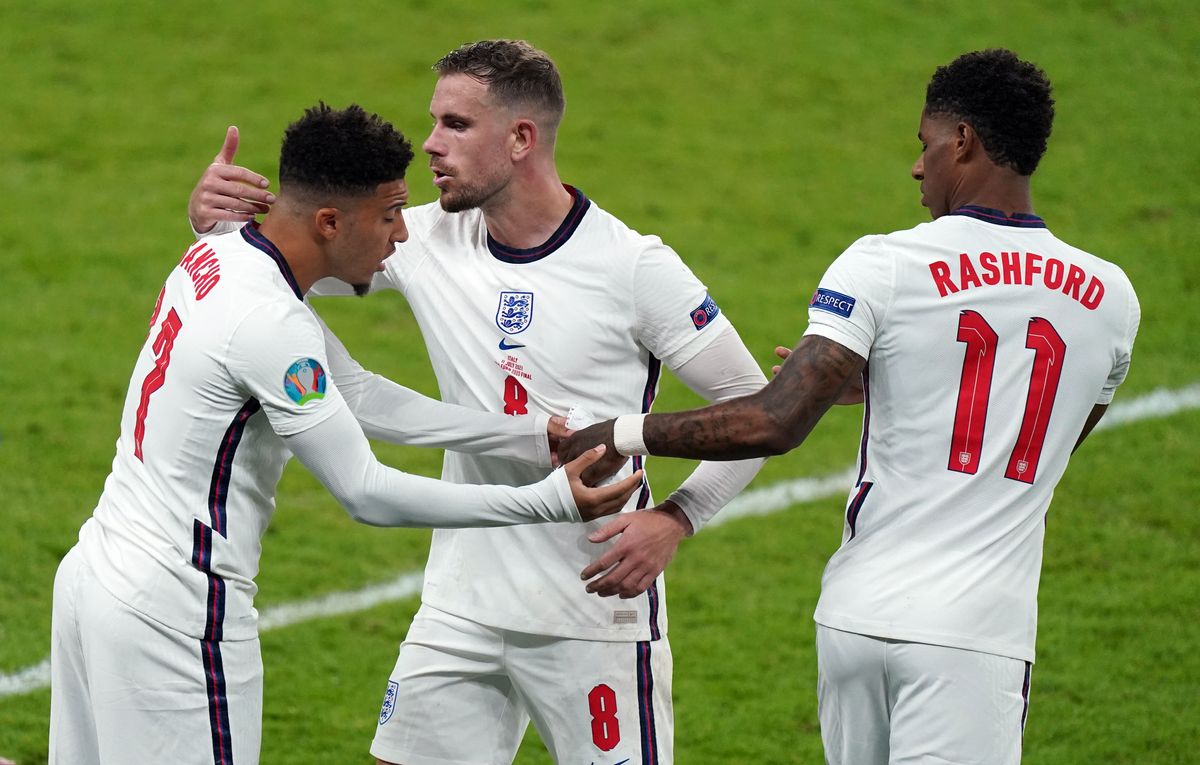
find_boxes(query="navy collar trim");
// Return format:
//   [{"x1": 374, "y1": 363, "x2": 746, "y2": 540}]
[
  {"x1": 241, "y1": 222, "x2": 303, "y2": 299},
  {"x1": 950, "y1": 205, "x2": 1046, "y2": 229},
  {"x1": 487, "y1": 185, "x2": 591, "y2": 264}
]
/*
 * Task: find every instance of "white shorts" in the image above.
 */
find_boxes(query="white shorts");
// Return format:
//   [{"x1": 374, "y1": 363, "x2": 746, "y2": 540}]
[
  {"x1": 371, "y1": 604, "x2": 673, "y2": 765},
  {"x1": 49, "y1": 546, "x2": 263, "y2": 765},
  {"x1": 816, "y1": 625, "x2": 1031, "y2": 765}
]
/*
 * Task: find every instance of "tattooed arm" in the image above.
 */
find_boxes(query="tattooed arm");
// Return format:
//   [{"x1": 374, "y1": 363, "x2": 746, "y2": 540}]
[{"x1": 560, "y1": 335, "x2": 866, "y2": 462}]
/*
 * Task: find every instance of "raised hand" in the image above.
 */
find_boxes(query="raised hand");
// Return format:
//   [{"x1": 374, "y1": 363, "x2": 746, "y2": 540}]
[
  {"x1": 188, "y1": 126, "x2": 275, "y2": 233},
  {"x1": 579, "y1": 501, "x2": 692, "y2": 598},
  {"x1": 564, "y1": 445, "x2": 643, "y2": 521}
]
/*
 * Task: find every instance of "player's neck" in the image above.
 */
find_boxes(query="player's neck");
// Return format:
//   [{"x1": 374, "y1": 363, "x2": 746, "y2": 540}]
[
  {"x1": 482, "y1": 170, "x2": 575, "y2": 250},
  {"x1": 257, "y1": 214, "x2": 322, "y2": 295},
  {"x1": 954, "y1": 168, "x2": 1035, "y2": 217}
]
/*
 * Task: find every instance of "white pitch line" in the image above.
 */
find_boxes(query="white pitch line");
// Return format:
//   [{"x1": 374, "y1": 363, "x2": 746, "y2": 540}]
[
  {"x1": 1094, "y1": 382, "x2": 1200, "y2": 430},
  {"x1": 3, "y1": 381, "x2": 1196, "y2": 699}
]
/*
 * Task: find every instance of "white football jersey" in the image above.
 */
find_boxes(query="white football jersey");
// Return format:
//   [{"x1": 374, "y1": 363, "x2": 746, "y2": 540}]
[
  {"x1": 375, "y1": 187, "x2": 730, "y2": 640},
  {"x1": 76, "y1": 220, "x2": 586, "y2": 646},
  {"x1": 805, "y1": 206, "x2": 1140, "y2": 662},
  {"x1": 78, "y1": 225, "x2": 347, "y2": 641}
]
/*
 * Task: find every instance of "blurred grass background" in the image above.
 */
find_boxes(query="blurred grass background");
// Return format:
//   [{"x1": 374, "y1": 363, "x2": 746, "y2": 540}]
[{"x1": 1, "y1": 0, "x2": 1198, "y2": 762}]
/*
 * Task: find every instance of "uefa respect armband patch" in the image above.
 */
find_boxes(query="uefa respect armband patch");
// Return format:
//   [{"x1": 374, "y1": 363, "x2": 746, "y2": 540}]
[
  {"x1": 690, "y1": 294, "x2": 720, "y2": 330},
  {"x1": 283, "y1": 358, "x2": 327, "y2": 406},
  {"x1": 810, "y1": 288, "x2": 856, "y2": 319}
]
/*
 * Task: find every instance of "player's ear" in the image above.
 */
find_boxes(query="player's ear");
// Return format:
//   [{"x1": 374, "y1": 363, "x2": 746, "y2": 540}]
[
  {"x1": 511, "y1": 118, "x2": 538, "y2": 162},
  {"x1": 955, "y1": 121, "x2": 978, "y2": 163},
  {"x1": 314, "y1": 207, "x2": 340, "y2": 241}
]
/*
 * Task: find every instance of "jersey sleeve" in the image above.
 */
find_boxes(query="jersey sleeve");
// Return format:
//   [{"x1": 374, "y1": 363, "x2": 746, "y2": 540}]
[
  {"x1": 633, "y1": 241, "x2": 732, "y2": 367},
  {"x1": 283, "y1": 406, "x2": 579, "y2": 528},
  {"x1": 191, "y1": 219, "x2": 240, "y2": 240},
  {"x1": 802, "y1": 235, "x2": 895, "y2": 359},
  {"x1": 1097, "y1": 273, "x2": 1141, "y2": 404},
  {"x1": 224, "y1": 300, "x2": 345, "y2": 437},
  {"x1": 313, "y1": 305, "x2": 552, "y2": 465},
  {"x1": 661, "y1": 324, "x2": 768, "y2": 533}
]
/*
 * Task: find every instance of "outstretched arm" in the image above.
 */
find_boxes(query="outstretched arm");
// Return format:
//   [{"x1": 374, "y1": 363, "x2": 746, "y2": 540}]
[
  {"x1": 285, "y1": 404, "x2": 641, "y2": 527},
  {"x1": 573, "y1": 325, "x2": 769, "y2": 598},
  {"x1": 562, "y1": 334, "x2": 865, "y2": 462},
  {"x1": 316, "y1": 308, "x2": 558, "y2": 466}
]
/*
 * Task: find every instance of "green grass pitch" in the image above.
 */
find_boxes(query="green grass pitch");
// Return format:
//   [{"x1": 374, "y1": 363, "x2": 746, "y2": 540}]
[{"x1": 2, "y1": 1, "x2": 1198, "y2": 762}]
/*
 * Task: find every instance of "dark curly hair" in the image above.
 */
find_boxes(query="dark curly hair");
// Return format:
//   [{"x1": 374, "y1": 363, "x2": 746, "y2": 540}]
[
  {"x1": 279, "y1": 103, "x2": 414, "y2": 201},
  {"x1": 434, "y1": 40, "x2": 565, "y2": 131},
  {"x1": 925, "y1": 49, "x2": 1055, "y2": 176}
]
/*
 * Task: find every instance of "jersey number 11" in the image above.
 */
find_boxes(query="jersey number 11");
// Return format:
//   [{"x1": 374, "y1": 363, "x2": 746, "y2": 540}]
[{"x1": 949, "y1": 311, "x2": 1065, "y2": 484}]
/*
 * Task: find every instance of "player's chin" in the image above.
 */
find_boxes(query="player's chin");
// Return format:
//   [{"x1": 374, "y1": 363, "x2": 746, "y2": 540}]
[
  {"x1": 351, "y1": 282, "x2": 371, "y2": 297},
  {"x1": 438, "y1": 191, "x2": 464, "y2": 213}
]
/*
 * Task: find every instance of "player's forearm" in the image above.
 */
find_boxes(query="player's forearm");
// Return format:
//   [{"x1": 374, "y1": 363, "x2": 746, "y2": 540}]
[
  {"x1": 285, "y1": 409, "x2": 577, "y2": 528},
  {"x1": 343, "y1": 458, "x2": 574, "y2": 528},
  {"x1": 317, "y1": 309, "x2": 549, "y2": 464},
  {"x1": 663, "y1": 323, "x2": 768, "y2": 529},
  {"x1": 641, "y1": 396, "x2": 800, "y2": 459},
  {"x1": 640, "y1": 335, "x2": 865, "y2": 460},
  {"x1": 666, "y1": 457, "x2": 763, "y2": 533},
  {"x1": 354, "y1": 378, "x2": 549, "y2": 465}
]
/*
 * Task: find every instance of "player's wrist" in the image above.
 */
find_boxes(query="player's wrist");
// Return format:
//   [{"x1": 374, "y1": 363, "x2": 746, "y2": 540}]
[
  {"x1": 612, "y1": 414, "x2": 648, "y2": 456},
  {"x1": 658, "y1": 502, "x2": 694, "y2": 536}
]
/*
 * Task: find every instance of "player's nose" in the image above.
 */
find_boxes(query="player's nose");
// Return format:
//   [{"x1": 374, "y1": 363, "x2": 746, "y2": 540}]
[
  {"x1": 422, "y1": 128, "x2": 443, "y2": 157},
  {"x1": 911, "y1": 157, "x2": 924, "y2": 180},
  {"x1": 392, "y1": 211, "x2": 409, "y2": 244}
]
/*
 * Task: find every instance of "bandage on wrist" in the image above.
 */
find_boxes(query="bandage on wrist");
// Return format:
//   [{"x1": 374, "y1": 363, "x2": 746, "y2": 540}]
[{"x1": 612, "y1": 414, "x2": 648, "y2": 456}]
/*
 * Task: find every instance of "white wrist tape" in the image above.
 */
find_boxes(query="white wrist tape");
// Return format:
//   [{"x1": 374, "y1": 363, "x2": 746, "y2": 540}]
[{"x1": 612, "y1": 414, "x2": 649, "y2": 456}]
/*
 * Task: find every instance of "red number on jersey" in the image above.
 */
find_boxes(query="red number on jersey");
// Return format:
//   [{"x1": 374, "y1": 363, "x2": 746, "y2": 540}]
[
  {"x1": 134, "y1": 308, "x2": 183, "y2": 461},
  {"x1": 947, "y1": 312, "x2": 1065, "y2": 484},
  {"x1": 502, "y1": 374, "x2": 528, "y2": 416},
  {"x1": 1005, "y1": 317, "x2": 1066, "y2": 483},
  {"x1": 147, "y1": 284, "x2": 166, "y2": 333},
  {"x1": 587, "y1": 683, "x2": 621, "y2": 752},
  {"x1": 948, "y1": 310, "x2": 998, "y2": 474}
]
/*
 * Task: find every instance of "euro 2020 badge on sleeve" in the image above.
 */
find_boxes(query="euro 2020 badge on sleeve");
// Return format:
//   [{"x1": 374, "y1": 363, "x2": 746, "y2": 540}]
[{"x1": 283, "y1": 358, "x2": 327, "y2": 406}]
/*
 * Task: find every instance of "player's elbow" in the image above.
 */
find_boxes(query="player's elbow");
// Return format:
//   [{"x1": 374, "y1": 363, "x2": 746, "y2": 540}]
[
  {"x1": 333, "y1": 487, "x2": 390, "y2": 527},
  {"x1": 755, "y1": 422, "x2": 803, "y2": 456}
]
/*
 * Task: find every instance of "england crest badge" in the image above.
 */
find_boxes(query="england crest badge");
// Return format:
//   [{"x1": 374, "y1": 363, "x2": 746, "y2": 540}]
[
  {"x1": 379, "y1": 680, "x2": 398, "y2": 725},
  {"x1": 496, "y1": 291, "x2": 534, "y2": 334}
]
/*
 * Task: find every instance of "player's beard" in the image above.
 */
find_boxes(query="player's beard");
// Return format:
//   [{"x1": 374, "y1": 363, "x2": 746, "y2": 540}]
[
  {"x1": 437, "y1": 170, "x2": 507, "y2": 213},
  {"x1": 352, "y1": 282, "x2": 370, "y2": 297}
]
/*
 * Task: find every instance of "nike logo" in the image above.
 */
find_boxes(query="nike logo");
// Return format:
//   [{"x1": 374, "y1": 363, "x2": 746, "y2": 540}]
[
  {"x1": 499, "y1": 338, "x2": 526, "y2": 350},
  {"x1": 590, "y1": 760, "x2": 629, "y2": 765}
]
